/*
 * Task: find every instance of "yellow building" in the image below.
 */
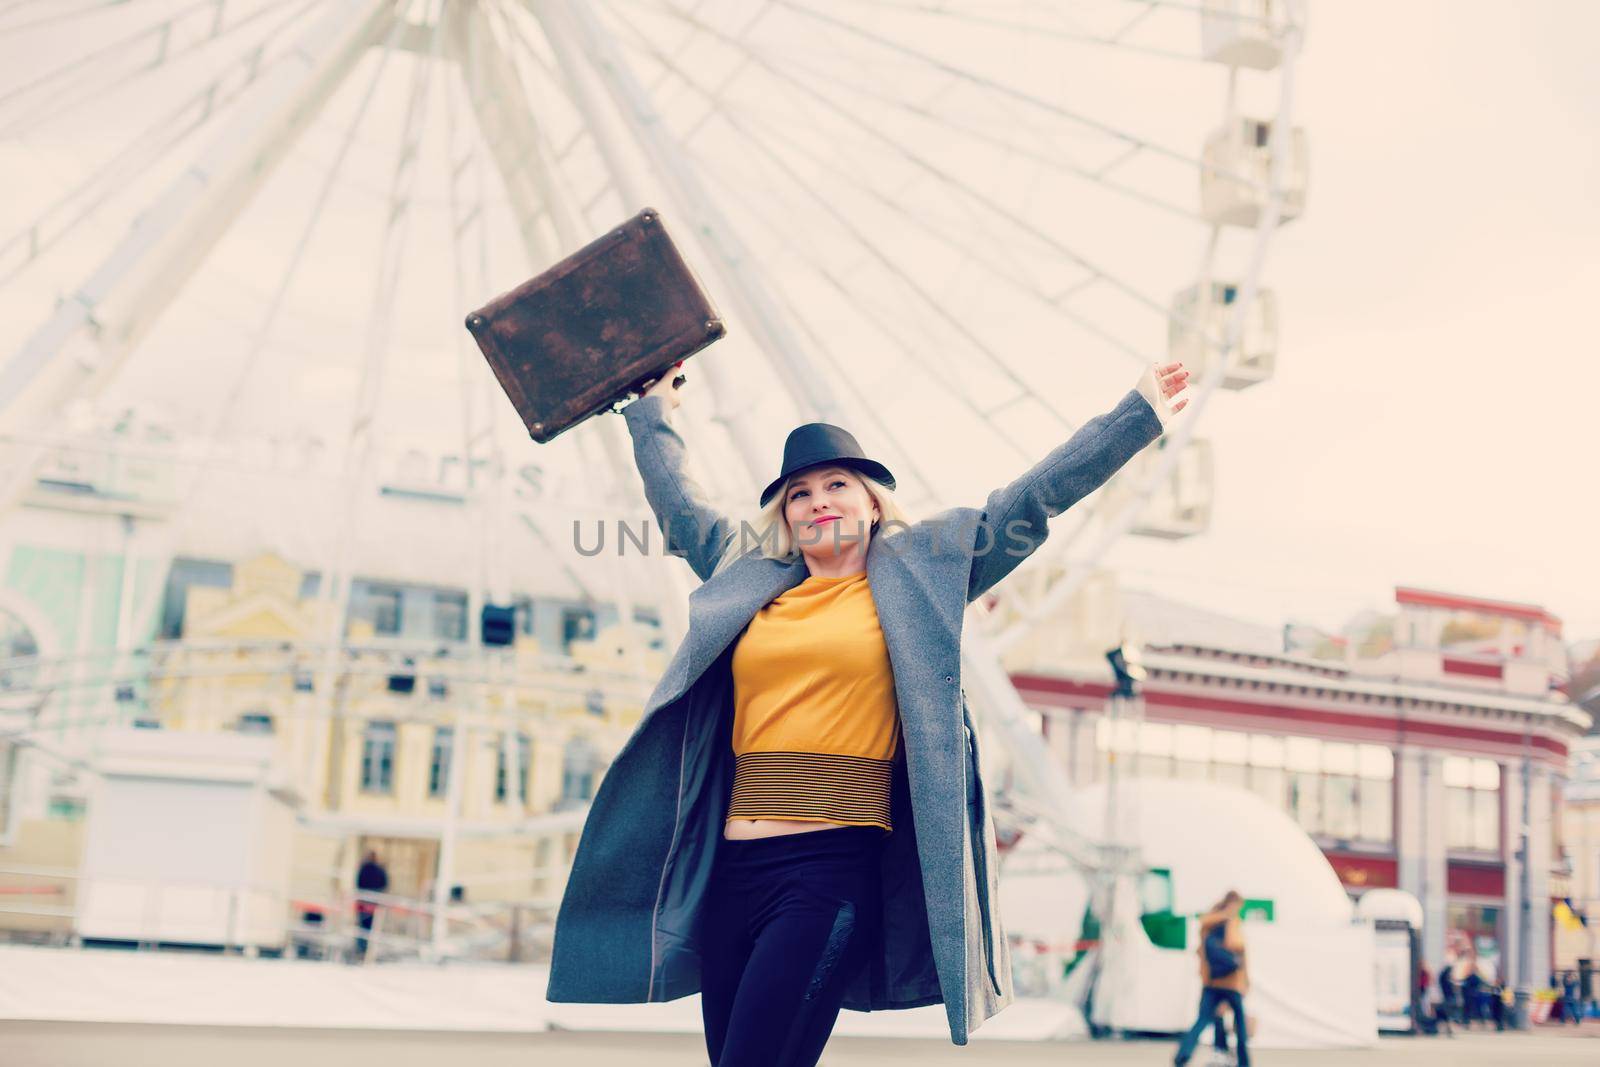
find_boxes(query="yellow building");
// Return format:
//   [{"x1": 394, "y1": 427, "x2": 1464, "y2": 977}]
[{"x1": 3, "y1": 548, "x2": 666, "y2": 952}]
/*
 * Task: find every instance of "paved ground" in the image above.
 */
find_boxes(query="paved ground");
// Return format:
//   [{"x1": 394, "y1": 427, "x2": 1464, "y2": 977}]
[{"x1": 0, "y1": 1023, "x2": 1595, "y2": 1067}]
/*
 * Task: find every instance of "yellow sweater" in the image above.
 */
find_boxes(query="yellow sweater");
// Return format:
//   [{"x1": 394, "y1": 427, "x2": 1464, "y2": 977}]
[{"x1": 727, "y1": 570, "x2": 901, "y2": 831}]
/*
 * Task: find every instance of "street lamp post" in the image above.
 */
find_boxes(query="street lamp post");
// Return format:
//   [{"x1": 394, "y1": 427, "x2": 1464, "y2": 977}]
[{"x1": 1513, "y1": 735, "x2": 1532, "y2": 1028}]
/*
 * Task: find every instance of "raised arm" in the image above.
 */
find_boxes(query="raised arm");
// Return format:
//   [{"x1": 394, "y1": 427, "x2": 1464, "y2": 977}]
[
  {"x1": 620, "y1": 392, "x2": 735, "y2": 582},
  {"x1": 965, "y1": 362, "x2": 1186, "y2": 603}
]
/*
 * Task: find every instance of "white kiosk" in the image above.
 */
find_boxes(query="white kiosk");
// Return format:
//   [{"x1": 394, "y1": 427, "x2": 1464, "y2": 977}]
[{"x1": 77, "y1": 729, "x2": 299, "y2": 951}]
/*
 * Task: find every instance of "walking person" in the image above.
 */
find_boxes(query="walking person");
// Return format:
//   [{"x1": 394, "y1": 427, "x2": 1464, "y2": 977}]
[
  {"x1": 545, "y1": 359, "x2": 1190, "y2": 1064},
  {"x1": 352, "y1": 849, "x2": 388, "y2": 962},
  {"x1": 1562, "y1": 970, "x2": 1583, "y2": 1025},
  {"x1": 1438, "y1": 960, "x2": 1459, "y2": 1026},
  {"x1": 1424, "y1": 961, "x2": 1454, "y2": 1037},
  {"x1": 1461, "y1": 957, "x2": 1483, "y2": 1028},
  {"x1": 1175, "y1": 891, "x2": 1251, "y2": 1067}
]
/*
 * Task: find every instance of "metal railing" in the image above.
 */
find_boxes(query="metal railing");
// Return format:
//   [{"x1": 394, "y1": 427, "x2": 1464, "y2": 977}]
[{"x1": 0, "y1": 863, "x2": 559, "y2": 963}]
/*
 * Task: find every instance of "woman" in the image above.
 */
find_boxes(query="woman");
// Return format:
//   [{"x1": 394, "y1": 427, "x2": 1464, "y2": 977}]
[
  {"x1": 1175, "y1": 890, "x2": 1250, "y2": 1067},
  {"x1": 547, "y1": 359, "x2": 1191, "y2": 1064}
]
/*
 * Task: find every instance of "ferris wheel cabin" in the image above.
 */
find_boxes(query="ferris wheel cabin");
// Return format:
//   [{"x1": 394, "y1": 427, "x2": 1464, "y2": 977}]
[
  {"x1": 1104, "y1": 437, "x2": 1216, "y2": 542},
  {"x1": 1168, "y1": 282, "x2": 1279, "y2": 390},
  {"x1": 1201, "y1": 117, "x2": 1309, "y2": 228},
  {"x1": 1200, "y1": 0, "x2": 1295, "y2": 70}
]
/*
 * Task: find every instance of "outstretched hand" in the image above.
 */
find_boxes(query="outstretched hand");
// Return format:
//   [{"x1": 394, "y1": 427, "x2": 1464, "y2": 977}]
[
  {"x1": 639, "y1": 360, "x2": 687, "y2": 411},
  {"x1": 1156, "y1": 361, "x2": 1191, "y2": 414}
]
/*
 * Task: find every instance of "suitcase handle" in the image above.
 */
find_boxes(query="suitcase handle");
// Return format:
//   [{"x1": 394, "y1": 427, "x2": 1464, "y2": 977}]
[{"x1": 608, "y1": 368, "x2": 687, "y2": 415}]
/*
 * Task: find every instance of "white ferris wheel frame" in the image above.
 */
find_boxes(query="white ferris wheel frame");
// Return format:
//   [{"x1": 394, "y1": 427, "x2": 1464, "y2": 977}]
[{"x1": 0, "y1": 0, "x2": 1306, "y2": 886}]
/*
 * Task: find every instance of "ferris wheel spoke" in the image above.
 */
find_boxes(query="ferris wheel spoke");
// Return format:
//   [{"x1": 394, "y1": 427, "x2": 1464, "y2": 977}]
[
  {"x1": 170, "y1": 2, "x2": 419, "y2": 512},
  {"x1": 690, "y1": 142, "x2": 1040, "y2": 488},
  {"x1": 0, "y1": 19, "x2": 312, "y2": 284},
  {"x1": 676, "y1": 66, "x2": 1155, "y2": 380},
  {"x1": 441, "y1": 24, "x2": 501, "y2": 486},
  {"x1": 0, "y1": 0, "x2": 139, "y2": 36},
  {"x1": 611, "y1": 32, "x2": 1072, "y2": 473},
  {"x1": 1100, "y1": 0, "x2": 1279, "y2": 27},
  {"x1": 493, "y1": 0, "x2": 663, "y2": 245},
  {"x1": 771, "y1": 0, "x2": 1268, "y2": 197},
  {"x1": 841, "y1": 0, "x2": 1209, "y2": 65},
  {"x1": 0, "y1": 0, "x2": 316, "y2": 140},
  {"x1": 760, "y1": 45, "x2": 1208, "y2": 225},
  {"x1": 344, "y1": 0, "x2": 446, "y2": 450},
  {"x1": 605, "y1": 0, "x2": 759, "y2": 107},
  {"x1": 626, "y1": 2, "x2": 1195, "y2": 340},
  {"x1": 695, "y1": 163, "x2": 956, "y2": 512},
  {"x1": 673, "y1": 84, "x2": 1069, "y2": 435}
]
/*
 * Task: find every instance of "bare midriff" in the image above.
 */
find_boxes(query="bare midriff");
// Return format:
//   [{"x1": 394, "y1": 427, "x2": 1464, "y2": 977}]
[{"x1": 722, "y1": 818, "x2": 852, "y2": 841}]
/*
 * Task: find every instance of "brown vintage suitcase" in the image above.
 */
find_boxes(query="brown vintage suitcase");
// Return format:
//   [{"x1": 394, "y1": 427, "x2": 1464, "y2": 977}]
[{"x1": 464, "y1": 208, "x2": 725, "y2": 444}]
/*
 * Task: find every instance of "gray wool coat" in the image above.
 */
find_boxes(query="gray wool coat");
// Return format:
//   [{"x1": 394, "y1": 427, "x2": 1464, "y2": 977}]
[{"x1": 545, "y1": 386, "x2": 1164, "y2": 1044}]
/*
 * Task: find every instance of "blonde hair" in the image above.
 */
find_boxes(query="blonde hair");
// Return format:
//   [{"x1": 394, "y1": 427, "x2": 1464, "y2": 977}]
[{"x1": 710, "y1": 466, "x2": 913, "y2": 578}]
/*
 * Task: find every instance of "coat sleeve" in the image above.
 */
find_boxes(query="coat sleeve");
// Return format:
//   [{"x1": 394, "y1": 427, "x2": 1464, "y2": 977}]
[
  {"x1": 620, "y1": 394, "x2": 737, "y2": 582},
  {"x1": 965, "y1": 384, "x2": 1164, "y2": 604}
]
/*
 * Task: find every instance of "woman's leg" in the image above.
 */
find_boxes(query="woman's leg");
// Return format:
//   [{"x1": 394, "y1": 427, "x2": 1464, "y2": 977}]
[
  {"x1": 699, "y1": 846, "x2": 760, "y2": 1066},
  {"x1": 716, "y1": 888, "x2": 860, "y2": 1066},
  {"x1": 780, "y1": 921, "x2": 874, "y2": 1067},
  {"x1": 1221, "y1": 990, "x2": 1249, "y2": 1067},
  {"x1": 712, "y1": 828, "x2": 881, "y2": 1067},
  {"x1": 1175, "y1": 988, "x2": 1224, "y2": 1066}
]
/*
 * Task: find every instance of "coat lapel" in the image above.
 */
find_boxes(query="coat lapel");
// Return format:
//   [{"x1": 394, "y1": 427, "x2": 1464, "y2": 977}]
[
  {"x1": 866, "y1": 527, "x2": 973, "y2": 1030},
  {"x1": 638, "y1": 551, "x2": 809, "y2": 717}
]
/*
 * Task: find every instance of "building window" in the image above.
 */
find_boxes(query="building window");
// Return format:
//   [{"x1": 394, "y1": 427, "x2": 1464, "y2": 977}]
[
  {"x1": 495, "y1": 733, "x2": 532, "y2": 804},
  {"x1": 633, "y1": 608, "x2": 664, "y2": 650},
  {"x1": 1443, "y1": 756, "x2": 1500, "y2": 853},
  {"x1": 1358, "y1": 745, "x2": 1395, "y2": 843},
  {"x1": 360, "y1": 721, "x2": 397, "y2": 794},
  {"x1": 434, "y1": 591, "x2": 467, "y2": 642},
  {"x1": 1320, "y1": 743, "x2": 1360, "y2": 840},
  {"x1": 237, "y1": 712, "x2": 274, "y2": 734},
  {"x1": 1094, "y1": 723, "x2": 1394, "y2": 844},
  {"x1": 1, "y1": 606, "x2": 41, "y2": 695},
  {"x1": 561, "y1": 736, "x2": 599, "y2": 807},
  {"x1": 159, "y1": 558, "x2": 232, "y2": 638},
  {"x1": 561, "y1": 607, "x2": 596, "y2": 652},
  {"x1": 0, "y1": 741, "x2": 18, "y2": 835},
  {"x1": 351, "y1": 583, "x2": 403, "y2": 636},
  {"x1": 1248, "y1": 734, "x2": 1287, "y2": 809},
  {"x1": 1172, "y1": 724, "x2": 1210, "y2": 781},
  {"x1": 1447, "y1": 902, "x2": 1501, "y2": 968},
  {"x1": 513, "y1": 597, "x2": 536, "y2": 637},
  {"x1": 428, "y1": 726, "x2": 454, "y2": 798},
  {"x1": 1137, "y1": 722, "x2": 1173, "y2": 778}
]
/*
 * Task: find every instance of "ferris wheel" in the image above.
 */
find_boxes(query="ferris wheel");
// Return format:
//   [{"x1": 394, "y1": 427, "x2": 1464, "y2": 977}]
[{"x1": 0, "y1": 0, "x2": 1307, "y2": 869}]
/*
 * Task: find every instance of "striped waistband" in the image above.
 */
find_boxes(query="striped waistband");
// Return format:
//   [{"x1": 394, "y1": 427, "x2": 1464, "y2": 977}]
[{"x1": 727, "y1": 750, "x2": 893, "y2": 831}]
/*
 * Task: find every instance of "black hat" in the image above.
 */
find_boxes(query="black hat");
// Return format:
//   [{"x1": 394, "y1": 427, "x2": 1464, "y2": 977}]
[{"x1": 759, "y1": 422, "x2": 896, "y2": 508}]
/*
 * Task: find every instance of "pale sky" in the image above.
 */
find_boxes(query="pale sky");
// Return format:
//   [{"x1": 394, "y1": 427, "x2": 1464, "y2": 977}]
[{"x1": 1, "y1": 1, "x2": 1595, "y2": 644}]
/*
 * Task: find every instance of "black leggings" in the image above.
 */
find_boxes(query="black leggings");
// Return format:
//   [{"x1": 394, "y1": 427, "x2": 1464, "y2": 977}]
[{"x1": 698, "y1": 825, "x2": 886, "y2": 1067}]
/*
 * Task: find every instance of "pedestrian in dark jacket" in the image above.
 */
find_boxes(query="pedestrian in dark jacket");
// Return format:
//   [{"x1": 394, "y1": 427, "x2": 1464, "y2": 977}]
[
  {"x1": 353, "y1": 850, "x2": 388, "y2": 962},
  {"x1": 1461, "y1": 964, "x2": 1483, "y2": 1028},
  {"x1": 1562, "y1": 971, "x2": 1582, "y2": 1024},
  {"x1": 1175, "y1": 891, "x2": 1250, "y2": 1067}
]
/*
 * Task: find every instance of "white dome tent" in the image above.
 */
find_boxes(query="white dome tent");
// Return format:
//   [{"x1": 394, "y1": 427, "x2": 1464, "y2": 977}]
[{"x1": 1002, "y1": 777, "x2": 1378, "y2": 1049}]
